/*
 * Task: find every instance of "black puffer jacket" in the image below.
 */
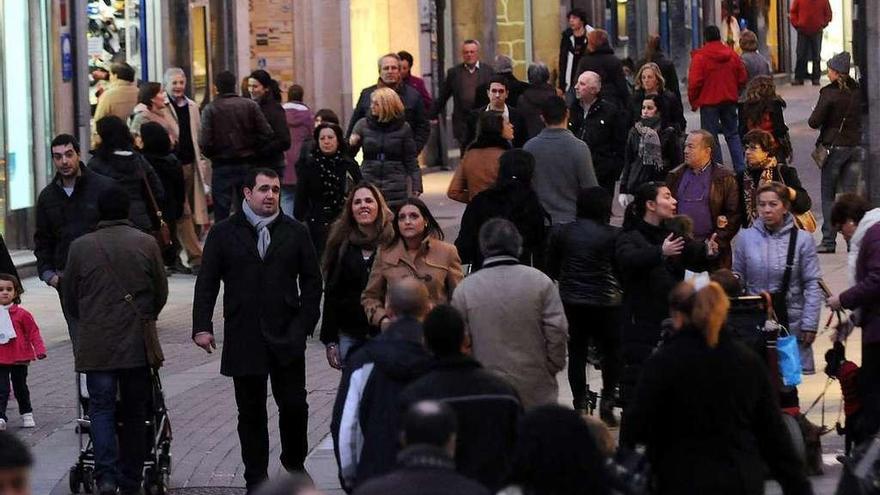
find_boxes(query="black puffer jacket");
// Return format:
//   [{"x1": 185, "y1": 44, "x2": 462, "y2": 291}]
[
  {"x1": 456, "y1": 183, "x2": 548, "y2": 269},
  {"x1": 547, "y1": 218, "x2": 622, "y2": 306},
  {"x1": 620, "y1": 123, "x2": 682, "y2": 194},
  {"x1": 89, "y1": 151, "x2": 165, "y2": 232},
  {"x1": 621, "y1": 328, "x2": 813, "y2": 495},
  {"x1": 351, "y1": 116, "x2": 421, "y2": 207}
]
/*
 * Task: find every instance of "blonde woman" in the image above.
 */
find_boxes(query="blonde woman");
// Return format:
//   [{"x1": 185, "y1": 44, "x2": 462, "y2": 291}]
[
  {"x1": 630, "y1": 62, "x2": 686, "y2": 132},
  {"x1": 350, "y1": 87, "x2": 420, "y2": 206}
]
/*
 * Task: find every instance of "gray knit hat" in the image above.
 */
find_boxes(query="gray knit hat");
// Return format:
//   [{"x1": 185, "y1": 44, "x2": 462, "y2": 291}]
[{"x1": 828, "y1": 51, "x2": 851, "y2": 74}]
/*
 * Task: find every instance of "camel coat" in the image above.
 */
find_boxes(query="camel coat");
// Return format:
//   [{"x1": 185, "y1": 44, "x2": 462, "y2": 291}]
[{"x1": 166, "y1": 95, "x2": 210, "y2": 226}]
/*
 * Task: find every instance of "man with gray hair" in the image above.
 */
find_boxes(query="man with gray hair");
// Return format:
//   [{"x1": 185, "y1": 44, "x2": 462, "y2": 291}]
[
  {"x1": 163, "y1": 67, "x2": 209, "y2": 273},
  {"x1": 518, "y1": 62, "x2": 557, "y2": 140},
  {"x1": 452, "y1": 218, "x2": 568, "y2": 409},
  {"x1": 332, "y1": 278, "x2": 433, "y2": 490},
  {"x1": 432, "y1": 40, "x2": 495, "y2": 154},
  {"x1": 347, "y1": 53, "x2": 430, "y2": 152}
]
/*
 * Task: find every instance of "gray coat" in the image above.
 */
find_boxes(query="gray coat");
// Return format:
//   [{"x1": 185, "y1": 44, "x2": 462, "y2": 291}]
[
  {"x1": 741, "y1": 51, "x2": 772, "y2": 81},
  {"x1": 352, "y1": 116, "x2": 421, "y2": 207},
  {"x1": 64, "y1": 221, "x2": 168, "y2": 371},
  {"x1": 524, "y1": 127, "x2": 597, "y2": 225},
  {"x1": 451, "y1": 256, "x2": 568, "y2": 409},
  {"x1": 733, "y1": 214, "x2": 822, "y2": 371}
]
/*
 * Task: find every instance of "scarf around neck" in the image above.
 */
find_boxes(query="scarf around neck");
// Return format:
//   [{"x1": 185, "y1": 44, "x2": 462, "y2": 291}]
[
  {"x1": 0, "y1": 304, "x2": 15, "y2": 345},
  {"x1": 743, "y1": 158, "x2": 779, "y2": 224},
  {"x1": 634, "y1": 117, "x2": 664, "y2": 171},
  {"x1": 241, "y1": 199, "x2": 280, "y2": 259}
]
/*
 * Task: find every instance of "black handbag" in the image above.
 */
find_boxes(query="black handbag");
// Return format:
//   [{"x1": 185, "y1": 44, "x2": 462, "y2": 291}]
[{"x1": 768, "y1": 228, "x2": 798, "y2": 330}]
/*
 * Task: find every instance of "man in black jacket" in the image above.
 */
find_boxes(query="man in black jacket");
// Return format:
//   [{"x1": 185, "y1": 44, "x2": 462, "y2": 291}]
[
  {"x1": 192, "y1": 168, "x2": 322, "y2": 490},
  {"x1": 34, "y1": 134, "x2": 113, "y2": 341},
  {"x1": 474, "y1": 55, "x2": 528, "y2": 108},
  {"x1": 432, "y1": 40, "x2": 495, "y2": 154},
  {"x1": 332, "y1": 279, "x2": 433, "y2": 491},
  {"x1": 569, "y1": 71, "x2": 628, "y2": 196},
  {"x1": 466, "y1": 75, "x2": 529, "y2": 148},
  {"x1": 575, "y1": 29, "x2": 631, "y2": 111},
  {"x1": 400, "y1": 305, "x2": 521, "y2": 491},
  {"x1": 558, "y1": 9, "x2": 593, "y2": 93},
  {"x1": 347, "y1": 53, "x2": 431, "y2": 153},
  {"x1": 353, "y1": 401, "x2": 490, "y2": 495},
  {"x1": 199, "y1": 70, "x2": 274, "y2": 221}
]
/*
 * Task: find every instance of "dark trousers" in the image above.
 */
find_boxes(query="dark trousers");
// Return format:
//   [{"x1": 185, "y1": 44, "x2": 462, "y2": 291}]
[
  {"x1": 563, "y1": 303, "x2": 622, "y2": 409},
  {"x1": 163, "y1": 219, "x2": 182, "y2": 267},
  {"x1": 859, "y1": 343, "x2": 880, "y2": 440},
  {"x1": 232, "y1": 356, "x2": 308, "y2": 488},
  {"x1": 820, "y1": 146, "x2": 864, "y2": 247},
  {"x1": 86, "y1": 367, "x2": 150, "y2": 492},
  {"x1": 0, "y1": 365, "x2": 31, "y2": 420},
  {"x1": 700, "y1": 104, "x2": 746, "y2": 173},
  {"x1": 212, "y1": 164, "x2": 250, "y2": 221},
  {"x1": 795, "y1": 30, "x2": 823, "y2": 82}
]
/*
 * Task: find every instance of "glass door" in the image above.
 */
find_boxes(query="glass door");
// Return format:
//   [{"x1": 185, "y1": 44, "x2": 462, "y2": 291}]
[{"x1": 190, "y1": 2, "x2": 211, "y2": 107}]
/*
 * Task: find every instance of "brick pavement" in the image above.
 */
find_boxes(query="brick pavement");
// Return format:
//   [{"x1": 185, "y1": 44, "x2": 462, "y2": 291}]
[{"x1": 4, "y1": 82, "x2": 865, "y2": 494}]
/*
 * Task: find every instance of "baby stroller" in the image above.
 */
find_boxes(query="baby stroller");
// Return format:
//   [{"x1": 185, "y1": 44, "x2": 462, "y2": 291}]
[{"x1": 68, "y1": 368, "x2": 172, "y2": 494}]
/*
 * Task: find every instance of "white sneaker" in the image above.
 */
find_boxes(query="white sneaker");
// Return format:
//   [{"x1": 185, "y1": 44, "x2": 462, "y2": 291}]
[
  {"x1": 0, "y1": 418, "x2": 6, "y2": 431},
  {"x1": 21, "y1": 413, "x2": 34, "y2": 428}
]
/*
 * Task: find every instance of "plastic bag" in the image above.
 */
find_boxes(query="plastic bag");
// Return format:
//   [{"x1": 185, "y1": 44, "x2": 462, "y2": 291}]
[{"x1": 778, "y1": 333, "x2": 803, "y2": 387}]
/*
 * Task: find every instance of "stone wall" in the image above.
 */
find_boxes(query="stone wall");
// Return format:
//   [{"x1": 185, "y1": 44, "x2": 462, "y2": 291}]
[{"x1": 495, "y1": 0, "x2": 527, "y2": 79}]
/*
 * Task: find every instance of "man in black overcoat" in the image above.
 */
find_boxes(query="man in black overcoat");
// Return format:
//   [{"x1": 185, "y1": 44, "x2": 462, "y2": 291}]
[{"x1": 192, "y1": 168, "x2": 322, "y2": 490}]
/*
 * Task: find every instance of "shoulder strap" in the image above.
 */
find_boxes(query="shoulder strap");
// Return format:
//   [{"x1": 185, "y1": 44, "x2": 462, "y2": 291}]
[
  {"x1": 139, "y1": 162, "x2": 163, "y2": 221},
  {"x1": 92, "y1": 236, "x2": 148, "y2": 321},
  {"x1": 780, "y1": 227, "x2": 798, "y2": 294}
]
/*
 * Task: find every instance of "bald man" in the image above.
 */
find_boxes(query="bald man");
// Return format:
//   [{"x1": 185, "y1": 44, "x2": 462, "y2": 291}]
[
  {"x1": 568, "y1": 71, "x2": 627, "y2": 196},
  {"x1": 332, "y1": 279, "x2": 433, "y2": 490}
]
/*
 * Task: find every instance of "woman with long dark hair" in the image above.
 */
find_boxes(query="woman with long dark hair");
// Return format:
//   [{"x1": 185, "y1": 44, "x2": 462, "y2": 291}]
[
  {"x1": 621, "y1": 280, "x2": 813, "y2": 495},
  {"x1": 294, "y1": 122, "x2": 362, "y2": 257},
  {"x1": 89, "y1": 116, "x2": 165, "y2": 232},
  {"x1": 248, "y1": 69, "x2": 291, "y2": 175},
  {"x1": 738, "y1": 75, "x2": 791, "y2": 163},
  {"x1": 139, "y1": 122, "x2": 186, "y2": 272},
  {"x1": 455, "y1": 149, "x2": 548, "y2": 270},
  {"x1": 619, "y1": 95, "x2": 682, "y2": 206},
  {"x1": 362, "y1": 197, "x2": 463, "y2": 328},
  {"x1": 447, "y1": 111, "x2": 511, "y2": 204},
  {"x1": 320, "y1": 183, "x2": 394, "y2": 368},
  {"x1": 615, "y1": 182, "x2": 717, "y2": 406}
]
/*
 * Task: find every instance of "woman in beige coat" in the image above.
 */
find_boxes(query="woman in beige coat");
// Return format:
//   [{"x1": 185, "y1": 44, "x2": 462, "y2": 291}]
[
  {"x1": 164, "y1": 68, "x2": 210, "y2": 270},
  {"x1": 362, "y1": 197, "x2": 463, "y2": 327}
]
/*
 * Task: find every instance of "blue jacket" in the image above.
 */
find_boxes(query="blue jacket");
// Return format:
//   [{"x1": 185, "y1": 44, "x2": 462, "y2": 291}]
[{"x1": 733, "y1": 214, "x2": 823, "y2": 335}]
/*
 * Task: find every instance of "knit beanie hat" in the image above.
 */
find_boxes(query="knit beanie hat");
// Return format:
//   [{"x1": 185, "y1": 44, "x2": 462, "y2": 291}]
[{"x1": 828, "y1": 52, "x2": 851, "y2": 74}]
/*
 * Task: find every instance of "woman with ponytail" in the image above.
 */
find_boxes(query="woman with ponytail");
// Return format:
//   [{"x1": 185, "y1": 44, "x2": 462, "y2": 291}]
[
  {"x1": 614, "y1": 182, "x2": 718, "y2": 407},
  {"x1": 248, "y1": 70, "x2": 292, "y2": 177},
  {"x1": 620, "y1": 280, "x2": 813, "y2": 495}
]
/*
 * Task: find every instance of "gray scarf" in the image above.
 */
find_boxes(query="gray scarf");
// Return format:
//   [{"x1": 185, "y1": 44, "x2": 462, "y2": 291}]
[
  {"x1": 241, "y1": 199, "x2": 280, "y2": 259},
  {"x1": 634, "y1": 117, "x2": 664, "y2": 171}
]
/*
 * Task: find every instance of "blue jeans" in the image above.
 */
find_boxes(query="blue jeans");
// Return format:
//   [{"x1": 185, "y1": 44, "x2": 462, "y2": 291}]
[
  {"x1": 795, "y1": 30, "x2": 823, "y2": 82},
  {"x1": 86, "y1": 368, "x2": 150, "y2": 491},
  {"x1": 280, "y1": 185, "x2": 296, "y2": 219},
  {"x1": 700, "y1": 104, "x2": 746, "y2": 173},
  {"x1": 820, "y1": 146, "x2": 864, "y2": 247},
  {"x1": 212, "y1": 164, "x2": 250, "y2": 221}
]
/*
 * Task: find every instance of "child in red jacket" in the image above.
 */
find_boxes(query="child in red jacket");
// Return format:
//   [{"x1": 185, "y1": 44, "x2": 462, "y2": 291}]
[{"x1": 0, "y1": 273, "x2": 46, "y2": 431}]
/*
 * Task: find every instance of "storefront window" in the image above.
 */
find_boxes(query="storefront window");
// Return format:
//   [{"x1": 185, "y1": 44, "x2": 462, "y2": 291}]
[
  {"x1": 3, "y1": 0, "x2": 34, "y2": 211},
  {"x1": 87, "y1": 0, "x2": 145, "y2": 109}
]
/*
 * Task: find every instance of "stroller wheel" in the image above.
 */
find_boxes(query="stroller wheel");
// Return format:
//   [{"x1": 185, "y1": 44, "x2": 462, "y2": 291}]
[
  {"x1": 82, "y1": 469, "x2": 94, "y2": 494},
  {"x1": 69, "y1": 466, "x2": 82, "y2": 494}
]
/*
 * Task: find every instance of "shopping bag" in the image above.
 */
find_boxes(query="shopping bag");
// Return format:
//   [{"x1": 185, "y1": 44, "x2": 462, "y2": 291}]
[{"x1": 778, "y1": 332, "x2": 803, "y2": 387}]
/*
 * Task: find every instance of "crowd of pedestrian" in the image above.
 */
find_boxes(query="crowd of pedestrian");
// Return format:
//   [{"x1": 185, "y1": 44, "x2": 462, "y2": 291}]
[{"x1": 4, "y1": 1, "x2": 878, "y2": 493}]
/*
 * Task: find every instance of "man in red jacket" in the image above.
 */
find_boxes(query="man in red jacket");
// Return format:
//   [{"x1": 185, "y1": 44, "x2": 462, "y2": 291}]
[
  {"x1": 790, "y1": 0, "x2": 832, "y2": 85},
  {"x1": 687, "y1": 25, "x2": 748, "y2": 173}
]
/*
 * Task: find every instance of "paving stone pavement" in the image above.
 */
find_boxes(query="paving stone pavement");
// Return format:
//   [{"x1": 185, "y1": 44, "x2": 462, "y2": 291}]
[{"x1": 3, "y1": 82, "x2": 866, "y2": 494}]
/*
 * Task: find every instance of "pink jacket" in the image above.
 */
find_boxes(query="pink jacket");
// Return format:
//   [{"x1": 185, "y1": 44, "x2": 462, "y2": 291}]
[
  {"x1": 0, "y1": 306, "x2": 46, "y2": 365},
  {"x1": 282, "y1": 102, "x2": 315, "y2": 185}
]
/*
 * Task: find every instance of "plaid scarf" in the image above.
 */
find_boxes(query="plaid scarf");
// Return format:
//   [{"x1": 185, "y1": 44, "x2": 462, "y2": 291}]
[{"x1": 634, "y1": 117, "x2": 664, "y2": 171}]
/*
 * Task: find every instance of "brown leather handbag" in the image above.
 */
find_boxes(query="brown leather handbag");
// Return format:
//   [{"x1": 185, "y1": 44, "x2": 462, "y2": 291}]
[{"x1": 141, "y1": 168, "x2": 172, "y2": 248}]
